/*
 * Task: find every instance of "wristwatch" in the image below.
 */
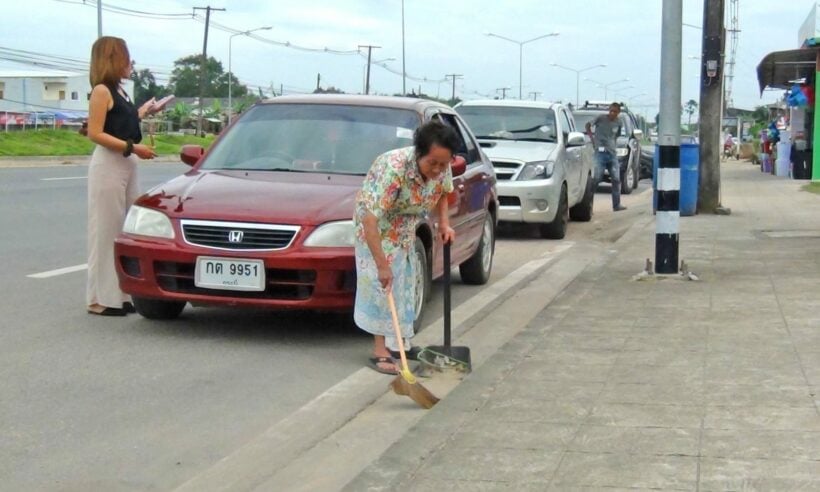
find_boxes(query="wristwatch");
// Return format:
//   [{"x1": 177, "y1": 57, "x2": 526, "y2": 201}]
[{"x1": 123, "y1": 139, "x2": 134, "y2": 157}]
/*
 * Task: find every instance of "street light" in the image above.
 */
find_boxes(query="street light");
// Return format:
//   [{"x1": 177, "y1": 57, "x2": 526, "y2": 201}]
[
  {"x1": 363, "y1": 57, "x2": 395, "y2": 94},
  {"x1": 228, "y1": 26, "x2": 272, "y2": 125},
  {"x1": 550, "y1": 63, "x2": 605, "y2": 107},
  {"x1": 584, "y1": 77, "x2": 630, "y2": 100},
  {"x1": 485, "y1": 31, "x2": 559, "y2": 99}
]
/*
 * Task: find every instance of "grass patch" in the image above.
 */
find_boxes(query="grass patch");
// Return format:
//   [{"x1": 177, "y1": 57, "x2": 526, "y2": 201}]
[
  {"x1": 802, "y1": 182, "x2": 820, "y2": 195},
  {"x1": 0, "y1": 129, "x2": 214, "y2": 157}
]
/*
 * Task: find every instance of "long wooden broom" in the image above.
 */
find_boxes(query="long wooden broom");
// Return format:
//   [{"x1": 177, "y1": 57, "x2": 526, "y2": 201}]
[{"x1": 386, "y1": 290, "x2": 439, "y2": 409}]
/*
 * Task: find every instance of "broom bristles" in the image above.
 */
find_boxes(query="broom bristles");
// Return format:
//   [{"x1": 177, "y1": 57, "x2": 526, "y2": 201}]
[{"x1": 390, "y1": 376, "x2": 439, "y2": 409}]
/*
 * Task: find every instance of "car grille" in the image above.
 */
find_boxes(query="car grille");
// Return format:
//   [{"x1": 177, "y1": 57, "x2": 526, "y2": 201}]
[
  {"x1": 498, "y1": 196, "x2": 521, "y2": 207},
  {"x1": 154, "y1": 261, "x2": 318, "y2": 300},
  {"x1": 181, "y1": 220, "x2": 299, "y2": 251},
  {"x1": 491, "y1": 161, "x2": 521, "y2": 181}
]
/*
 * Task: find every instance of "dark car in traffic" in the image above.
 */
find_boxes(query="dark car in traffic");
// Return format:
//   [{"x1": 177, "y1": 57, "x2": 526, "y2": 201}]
[{"x1": 115, "y1": 95, "x2": 498, "y2": 329}]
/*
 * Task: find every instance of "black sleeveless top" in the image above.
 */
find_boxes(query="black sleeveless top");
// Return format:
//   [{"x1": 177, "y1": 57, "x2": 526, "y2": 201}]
[{"x1": 103, "y1": 85, "x2": 142, "y2": 143}]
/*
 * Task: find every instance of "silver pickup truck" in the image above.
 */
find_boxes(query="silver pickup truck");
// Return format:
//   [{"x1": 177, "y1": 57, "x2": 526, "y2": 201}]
[{"x1": 455, "y1": 100, "x2": 595, "y2": 239}]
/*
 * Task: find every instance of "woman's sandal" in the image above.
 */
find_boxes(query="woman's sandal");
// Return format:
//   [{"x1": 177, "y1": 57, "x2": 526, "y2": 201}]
[
  {"x1": 389, "y1": 346, "x2": 422, "y2": 361},
  {"x1": 367, "y1": 356, "x2": 399, "y2": 375},
  {"x1": 88, "y1": 306, "x2": 127, "y2": 317}
]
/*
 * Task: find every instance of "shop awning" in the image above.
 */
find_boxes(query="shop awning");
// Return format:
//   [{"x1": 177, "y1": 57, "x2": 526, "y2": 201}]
[{"x1": 757, "y1": 47, "x2": 820, "y2": 94}]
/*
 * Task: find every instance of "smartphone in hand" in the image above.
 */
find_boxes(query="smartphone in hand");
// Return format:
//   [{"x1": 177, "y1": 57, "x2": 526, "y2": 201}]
[{"x1": 151, "y1": 95, "x2": 175, "y2": 113}]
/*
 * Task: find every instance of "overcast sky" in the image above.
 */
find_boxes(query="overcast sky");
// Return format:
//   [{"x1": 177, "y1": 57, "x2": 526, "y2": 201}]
[{"x1": 0, "y1": 0, "x2": 814, "y2": 118}]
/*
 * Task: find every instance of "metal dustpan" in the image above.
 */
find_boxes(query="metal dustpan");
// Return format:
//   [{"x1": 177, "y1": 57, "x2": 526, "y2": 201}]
[{"x1": 420, "y1": 242, "x2": 472, "y2": 374}]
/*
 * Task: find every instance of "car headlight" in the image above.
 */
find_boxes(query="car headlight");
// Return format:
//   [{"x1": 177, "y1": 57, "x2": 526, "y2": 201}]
[
  {"x1": 616, "y1": 148, "x2": 629, "y2": 157},
  {"x1": 304, "y1": 220, "x2": 354, "y2": 247},
  {"x1": 122, "y1": 205, "x2": 175, "y2": 239},
  {"x1": 517, "y1": 161, "x2": 554, "y2": 181}
]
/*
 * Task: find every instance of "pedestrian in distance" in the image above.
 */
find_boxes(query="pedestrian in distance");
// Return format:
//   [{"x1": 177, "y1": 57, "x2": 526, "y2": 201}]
[
  {"x1": 354, "y1": 120, "x2": 458, "y2": 375},
  {"x1": 586, "y1": 102, "x2": 627, "y2": 211},
  {"x1": 85, "y1": 36, "x2": 160, "y2": 316}
]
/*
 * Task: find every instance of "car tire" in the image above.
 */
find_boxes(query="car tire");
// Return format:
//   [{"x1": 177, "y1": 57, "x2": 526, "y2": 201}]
[
  {"x1": 621, "y1": 156, "x2": 635, "y2": 195},
  {"x1": 569, "y1": 174, "x2": 594, "y2": 222},
  {"x1": 411, "y1": 236, "x2": 431, "y2": 334},
  {"x1": 459, "y1": 213, "x2": 494, "y2": 285},
  {"x1": 631, "y1": 156, "x2": 640, "y2": 189},
  {"x1": 132, "y1": 297, "x2": 186, "y2": 320},
  {"x1": 540, "y1": 184, "x2": 568, "y2": 239}
]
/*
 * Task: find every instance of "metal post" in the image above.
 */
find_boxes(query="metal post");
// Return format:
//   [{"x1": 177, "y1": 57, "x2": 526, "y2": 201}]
[
  {"x1": 656, "y1": 0, "x2": 682, "y2": 274},
  {"x1": 401, "y1": 0, "x2": 406, "y2": 95},
  {"x1": 697, "y1": 0, "x2": 725, "y2": 212},
  {"x1": 228, "y1": 34, "x2": 234, "y2": 125},
  {"x1": 518, "y1": 44, "x2": 523, "y2": 100},
  {"x1": 97, "y1": 0, "x2": 102, "y2": 38}
]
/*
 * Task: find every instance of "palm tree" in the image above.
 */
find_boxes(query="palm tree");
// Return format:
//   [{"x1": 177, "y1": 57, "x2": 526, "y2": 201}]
[
  {"x1": 684, "y1": 99, "x2": 698, "y2": 131},
  {"x1": 168, "y1": 102, "x2": 193, "y2": 131}
]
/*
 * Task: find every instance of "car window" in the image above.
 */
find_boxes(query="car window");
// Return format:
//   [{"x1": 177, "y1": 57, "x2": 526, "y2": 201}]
[
  {"x1": 455, "y1": 105, "x2": 557, "y2": 143},
  {"x1": 201, "y1": 104, "x2": 420, "y2": 175},
  {"x1": 453, "y1": 115, "x2": 481, "y2": 163},
  {"x1": 433, "y1": 112, "x2": 470, "y2": 158}
]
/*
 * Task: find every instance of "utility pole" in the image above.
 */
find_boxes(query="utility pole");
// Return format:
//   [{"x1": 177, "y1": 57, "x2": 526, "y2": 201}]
[
  {"x1": 697, "y1": 0, "x2": 725, "y2": 213},
  {"x1": 97, "y1": 0, "x2": 102, "y2": 38},
  {"x1": 529, "y1": 91, "x2": 541, "y2": 101},
  {"x1": 316, "y1": 73, "x2": 321, "y2": 92},
  {"x1": 445, "y1": 73, "x2": 463, "y2": 103},
  {"x1": 401, "y1": 0, "x2": 406, "y2": 95},
  {"x1": 193, "y1": 6, "x2": 225, "y2": 137},
  {"x1": 359, "y1": 45, "x2": 380, "y2": 95},
  {"x1": 497, "y1": 87, "x2": 511, "y2": 99},
  {"x1": 656, "y1": 0, "x2": 682, "y2": 274}
]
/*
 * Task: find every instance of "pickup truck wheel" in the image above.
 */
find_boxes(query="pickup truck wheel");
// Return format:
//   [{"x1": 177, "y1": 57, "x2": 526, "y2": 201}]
[
  {"x1": 132, "y1": 297, "x2": 186, "y2": 320},
  {"x1": 621, "y1": 159, "x2": 635, "y2": 195},
  {"x1": 631, "y1": 157, "x2": 640, "y2": 189},
  {"x1": 411, "y1": 236, "x2": 431, "y2": 334},
  {"x1": 540, "y1": 184, "x2": 568, "y2": 239},
  {"x1": 569, "y1": 174, "x2": 594, "y2": 222},
  {"x1": 459, "y1": 213, "x2": 494, "y2": 285}
]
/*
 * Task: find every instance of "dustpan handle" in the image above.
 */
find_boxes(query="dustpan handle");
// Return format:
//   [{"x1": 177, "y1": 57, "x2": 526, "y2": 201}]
[{"x1": 443, "y1": 240, "x2": 451, "y2": 348}]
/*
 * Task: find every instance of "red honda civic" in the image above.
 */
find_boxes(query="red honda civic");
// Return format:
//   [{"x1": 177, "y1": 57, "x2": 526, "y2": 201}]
[{"x1": 115, "y1": 95, "x2": 498, "y2": 327}]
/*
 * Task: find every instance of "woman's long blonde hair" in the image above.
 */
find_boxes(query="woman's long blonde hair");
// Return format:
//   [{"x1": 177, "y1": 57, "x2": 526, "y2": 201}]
[{"x1": 89, "y1": 36, "x2": 130, "y2": 88}]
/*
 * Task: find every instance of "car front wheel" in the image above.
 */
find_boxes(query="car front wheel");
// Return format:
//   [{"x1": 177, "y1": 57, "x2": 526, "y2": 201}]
[
  {"x1": 411, "y1": 236, "x2": 431, "y2": 334},
  {"x1": 459, "y1": 213, "x2": 494, "y2": 285},
  {"x1": 132, "y1": 297, "x2": 186, "y2": 320},
  {"x1": 621, "y1": 158, "x2": 635, "y2": 195},
  {"x1": 540, "y1": 184, "x2": 568, "y2": 239}
]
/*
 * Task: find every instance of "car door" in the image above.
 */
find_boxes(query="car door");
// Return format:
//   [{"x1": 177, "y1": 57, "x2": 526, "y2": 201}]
[
  {"x1": 560, "y1": 108, "x2": 583, "y2": 203},
  {"x1": 433, "y1": 111, "x2": 488, "y2": 265}
]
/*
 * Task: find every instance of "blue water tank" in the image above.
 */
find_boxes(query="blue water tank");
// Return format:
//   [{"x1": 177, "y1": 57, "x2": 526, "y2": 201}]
[{"x1": 653, "y1": 143, "x2": 699, "y2": 216}]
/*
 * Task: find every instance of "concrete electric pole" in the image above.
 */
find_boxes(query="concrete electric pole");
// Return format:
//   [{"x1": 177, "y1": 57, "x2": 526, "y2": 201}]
[
  {"x1": 359, "y1": 45, "x2": 381, "y2": 95},
  {"x1": 193, "y1": 6, "x2": 225, "y2": 137},
  {"x1": 656, "y1": 0, "x2": 683, "y2": 274},
  {"x1": 445, "y1": 74, "x2": 463, "y2": 103},
  {"x1": 697, "y1": 0, "x2": 726, "y2": 213}
]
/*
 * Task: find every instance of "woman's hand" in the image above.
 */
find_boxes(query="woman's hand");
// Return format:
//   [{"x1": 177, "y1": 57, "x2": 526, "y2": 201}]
[
  {"x1": 138, "y1": 97, "x2": 156, "y2": 119},
  {"x1": 133, "y1": 143, "x2": 157, "y2": 160},
  {"x1": 439, "y1": 225, "x2": 456, "y2": 245},
  {"x1": 377, "y1": 263, "x2": 393, "y2": 291}
]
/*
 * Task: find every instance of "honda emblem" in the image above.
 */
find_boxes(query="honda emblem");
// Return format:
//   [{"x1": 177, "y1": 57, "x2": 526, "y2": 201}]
[{"x1": 228, "y1": 230, "x2": 244, "y2": 243}]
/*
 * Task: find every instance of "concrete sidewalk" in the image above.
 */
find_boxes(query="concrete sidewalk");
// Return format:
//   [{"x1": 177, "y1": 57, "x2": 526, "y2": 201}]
[{"x1": 347, "y1": 161, "x2": 820, "y2": 491}]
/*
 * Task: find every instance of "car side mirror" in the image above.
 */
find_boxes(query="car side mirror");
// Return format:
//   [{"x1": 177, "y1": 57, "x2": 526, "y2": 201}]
[
  {"x1": 180, "y1": 145, "x2": 205, "y2": 166},
  {"x1": 451, "y1": 155, "x2": 467, "y2": 177},
  {"x1": 566, "y1": 131, "x2": 586, "y2": 147},
  {"x1": 633, "y1": 129, "x2": 644, "y2": 140}
]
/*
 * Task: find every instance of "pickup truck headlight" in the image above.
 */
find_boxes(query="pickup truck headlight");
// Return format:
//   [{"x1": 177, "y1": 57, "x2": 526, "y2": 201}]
[
  {"x1": 122, "y1": 205, "x2": 175, "y2": 239},
  {"x1": 517, "y1": 161, "x2": 555, "y2": 180},
  {"x1": 304, "y1": 220, "x2": 354, "y2": 247},
  {"x1": 616, "y1": 148, "x2": 629, "y2": 158}
]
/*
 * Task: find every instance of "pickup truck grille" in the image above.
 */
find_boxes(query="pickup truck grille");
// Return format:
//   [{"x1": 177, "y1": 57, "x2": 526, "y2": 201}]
[{"x1": 491, "y1": 161, "x2": 521, "y2": 181}]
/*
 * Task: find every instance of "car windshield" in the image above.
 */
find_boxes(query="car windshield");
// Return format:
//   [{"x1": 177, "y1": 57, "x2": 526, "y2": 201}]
[
  {"x1": 456, "y1": 106, "x2": 557, "y2": 142},
  {"x1": 201, "y1": 103, "x2": 421, "y2": 175},
  {"x1": 574, "y1": 111, "x2": 631, "y2": 138}
]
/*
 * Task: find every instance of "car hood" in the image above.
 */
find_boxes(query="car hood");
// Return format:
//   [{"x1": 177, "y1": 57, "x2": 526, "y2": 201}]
[
  {"x1": 137, "y1": 170, "x2": 363, "y2": 225},
  {"x1": 478, "y1": 139, "x2": 558, "y2": 163}
]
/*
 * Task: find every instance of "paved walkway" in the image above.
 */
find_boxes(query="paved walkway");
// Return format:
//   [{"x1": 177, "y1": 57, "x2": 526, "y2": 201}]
[{"x1": 347, "y1": 161, "x2": 820, "y2": 491}]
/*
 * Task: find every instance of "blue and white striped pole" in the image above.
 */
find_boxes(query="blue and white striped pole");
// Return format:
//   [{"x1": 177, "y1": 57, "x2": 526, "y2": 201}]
[{"x1": 656, "y1": 0, "x2": 682, "y2": 274}]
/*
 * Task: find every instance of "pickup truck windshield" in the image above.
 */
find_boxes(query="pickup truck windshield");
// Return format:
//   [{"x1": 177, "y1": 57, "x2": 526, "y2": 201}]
[
  {"x1": 201, "y1": 104, "x2": 420, "y2": 175},
  {"x1": 456, "y1": 106, "x2": 557, "y2": 142}
]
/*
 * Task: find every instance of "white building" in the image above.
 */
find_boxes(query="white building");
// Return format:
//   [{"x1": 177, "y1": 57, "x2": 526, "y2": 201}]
[{"x1": 0, "y1": 70, "x2": 134, "y2": 117}]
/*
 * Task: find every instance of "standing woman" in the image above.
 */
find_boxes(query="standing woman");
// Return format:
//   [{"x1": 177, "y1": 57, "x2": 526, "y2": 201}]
[
  {"x1": 85, "y1": 36, "x2": 158, "y2": 316},
  {"x1": 354, "y1": 121, "x2": 458, "y2": 375}
]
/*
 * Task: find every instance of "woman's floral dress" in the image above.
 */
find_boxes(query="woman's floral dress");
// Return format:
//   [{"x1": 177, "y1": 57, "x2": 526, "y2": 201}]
[{"x1": 353, "y1": 146, "x2": 453, "y2": 350}]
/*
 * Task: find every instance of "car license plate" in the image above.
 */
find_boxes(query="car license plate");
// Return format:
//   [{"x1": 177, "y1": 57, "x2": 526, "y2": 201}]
[{"x1": 194, "y1": 257, "x2": 266, "y2": 292}]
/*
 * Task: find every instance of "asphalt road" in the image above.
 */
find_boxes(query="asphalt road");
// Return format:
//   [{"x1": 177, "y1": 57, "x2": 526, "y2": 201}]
[{"x1": 0, "y1": 162, "x2": 652, "y2": 490}]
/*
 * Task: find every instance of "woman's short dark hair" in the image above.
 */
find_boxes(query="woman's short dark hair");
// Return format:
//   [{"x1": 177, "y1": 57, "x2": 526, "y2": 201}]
[{"x1": 413, "y1": 120, "x2": 460, "y2": 157}]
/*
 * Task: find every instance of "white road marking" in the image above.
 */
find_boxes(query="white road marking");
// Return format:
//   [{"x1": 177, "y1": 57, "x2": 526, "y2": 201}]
[
  {"x1": 41, "y1": 176, "x2": 87, "y2": 181},
  {"x1": 27, "y1": 264, "x2": 88, "y2": 279}
]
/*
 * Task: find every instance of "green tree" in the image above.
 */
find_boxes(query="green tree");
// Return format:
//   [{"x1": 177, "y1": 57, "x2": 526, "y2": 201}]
[
  {"x1": 684, "y1": 99, "x2": 698, "y2": 129},
  {"x1": 130, "y1": 68, "x2": 169, "y2": 106},
  {"x1": 167, "y1": 101, "x2": 193, "y2": 130},
  {"x1": 168, "y1": 55, "x2": 249, "y2": 98},
  {"x1": 313, "y1": 86, "x2": 345, "y2": 94}
]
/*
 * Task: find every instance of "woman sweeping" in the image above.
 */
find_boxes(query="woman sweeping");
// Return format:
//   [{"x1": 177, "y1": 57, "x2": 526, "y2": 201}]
[{"x1": 354, "y1": 120, "x2": 459, "y2": 375}]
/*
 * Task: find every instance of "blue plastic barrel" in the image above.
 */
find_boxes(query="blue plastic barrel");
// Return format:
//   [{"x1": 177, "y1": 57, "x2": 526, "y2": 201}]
[{"x1": 653, "y1": 143, "x2": 699, "y2": 216}]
